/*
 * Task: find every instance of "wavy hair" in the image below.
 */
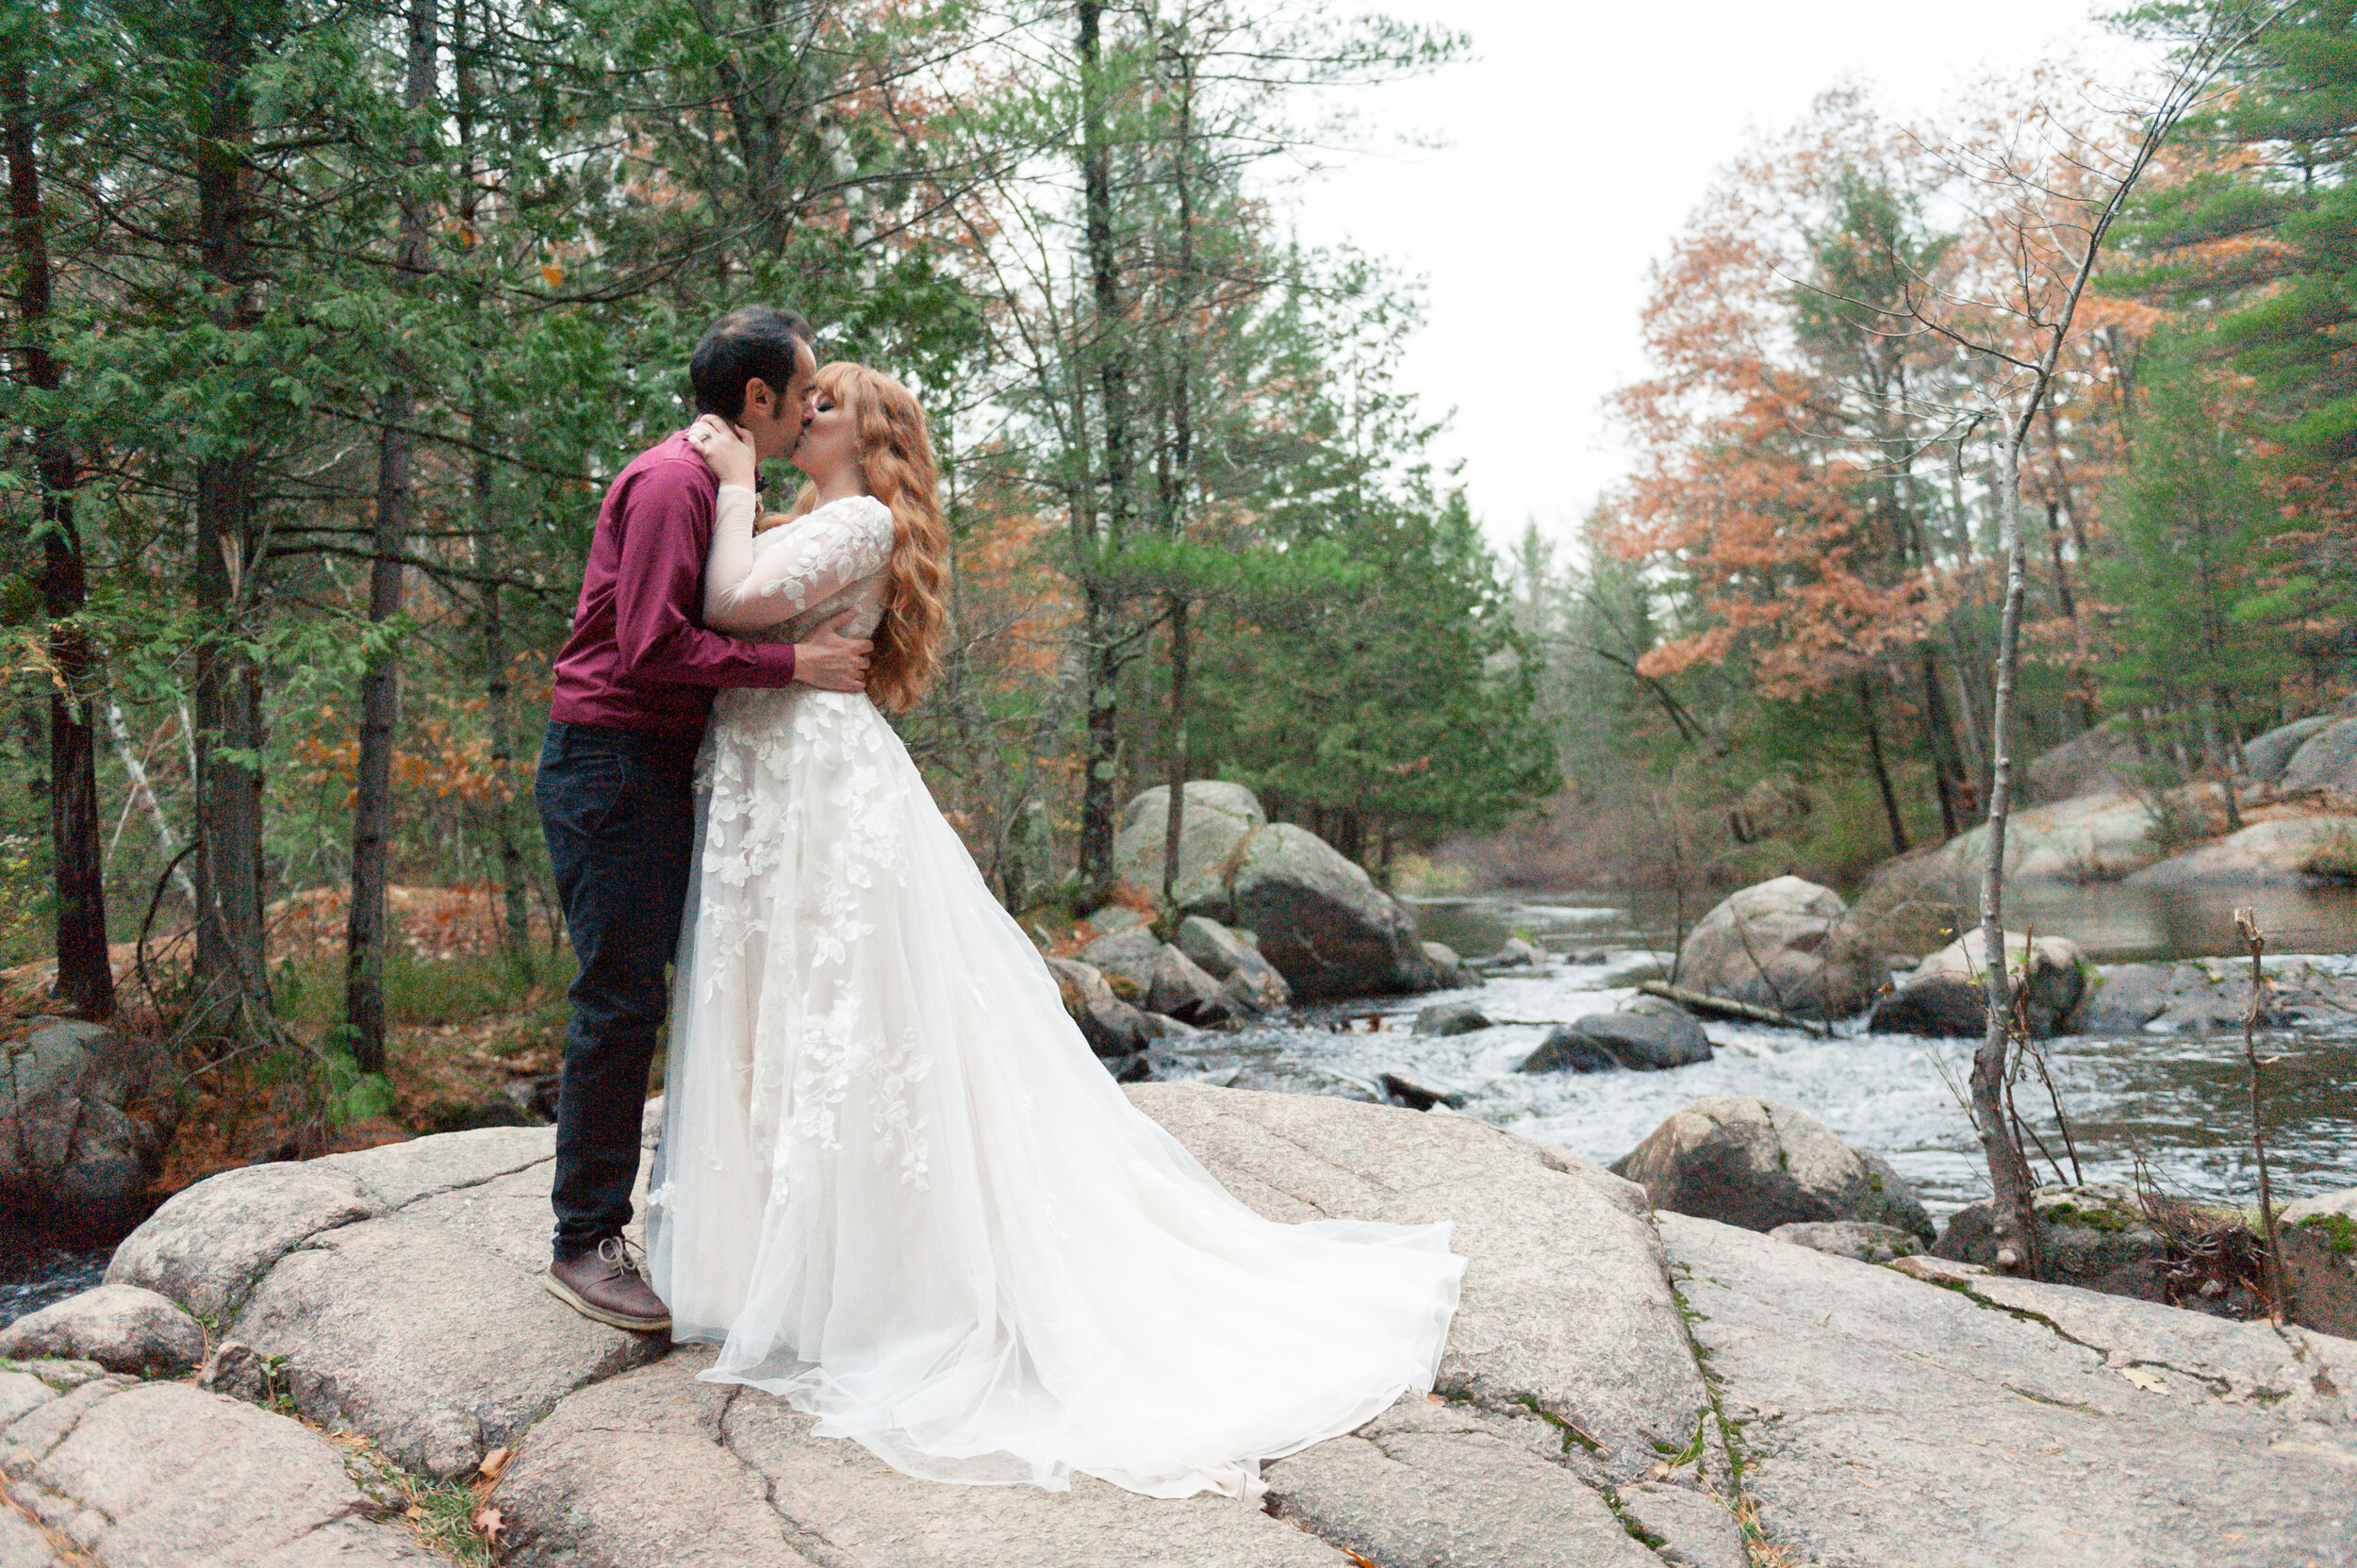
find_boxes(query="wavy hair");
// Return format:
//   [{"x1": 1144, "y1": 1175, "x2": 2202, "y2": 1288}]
[{"x1": 761, "y1": 362, "x2": 949, "y2": 711}]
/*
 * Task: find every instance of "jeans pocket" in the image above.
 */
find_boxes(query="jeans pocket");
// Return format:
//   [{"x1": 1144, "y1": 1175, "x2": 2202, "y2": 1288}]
[{"x1": 543, "y1": 748, "x2": 635, "y2": 838}]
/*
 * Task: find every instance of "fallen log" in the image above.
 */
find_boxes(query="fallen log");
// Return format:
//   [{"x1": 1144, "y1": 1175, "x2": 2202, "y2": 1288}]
[{"x1": 1638, "y1": 980, "x2": 1829, "y2": 1036}]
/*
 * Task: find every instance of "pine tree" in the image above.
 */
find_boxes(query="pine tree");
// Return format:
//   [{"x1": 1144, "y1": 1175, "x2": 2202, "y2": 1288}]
[
  {"x1": 2093, "y1": 331, "x2": 2280, "y2": 771},
  {"x1": 2120, "y1": 0, "x2": 2357, "y2": 469}
]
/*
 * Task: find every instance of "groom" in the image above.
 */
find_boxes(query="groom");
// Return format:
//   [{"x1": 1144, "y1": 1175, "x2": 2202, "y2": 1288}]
[{"x1": 536, "y1": 305, "x2": 870, "y2": 1333}]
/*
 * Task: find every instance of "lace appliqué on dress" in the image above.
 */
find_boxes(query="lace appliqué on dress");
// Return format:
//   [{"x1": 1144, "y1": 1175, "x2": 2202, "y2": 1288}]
[{"x1": 693, "y1": 602, "x2": 932, "y2": 1189}]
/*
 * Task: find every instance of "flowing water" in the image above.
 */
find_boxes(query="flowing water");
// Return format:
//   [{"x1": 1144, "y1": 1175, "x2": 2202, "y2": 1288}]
[{"x1": 1152, "y1": 883, "x2": 2357, "y2": 1217}]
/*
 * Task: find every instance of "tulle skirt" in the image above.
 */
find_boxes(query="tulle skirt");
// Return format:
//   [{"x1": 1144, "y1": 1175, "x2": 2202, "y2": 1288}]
[{"x1": 646, "y1": 686, "x2": 1464, "y2": 1499}]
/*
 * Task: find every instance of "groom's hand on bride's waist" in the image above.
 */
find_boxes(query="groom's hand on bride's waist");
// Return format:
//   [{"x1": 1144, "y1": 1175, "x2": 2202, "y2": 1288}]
[{"x1": 795, "y1": 610, "x2": 873, "y2": 692}]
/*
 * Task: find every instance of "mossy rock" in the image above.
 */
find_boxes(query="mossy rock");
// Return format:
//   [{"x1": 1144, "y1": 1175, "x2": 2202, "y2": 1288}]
[{"x1": 2295, "y1": 1211, "x2": 2357, "y2": 1258}]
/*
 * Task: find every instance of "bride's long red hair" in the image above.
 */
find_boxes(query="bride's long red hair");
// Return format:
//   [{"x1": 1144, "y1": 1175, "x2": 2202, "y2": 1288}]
[{"x1": 761, "y1": 362, "x2": 949, "y2": 712}]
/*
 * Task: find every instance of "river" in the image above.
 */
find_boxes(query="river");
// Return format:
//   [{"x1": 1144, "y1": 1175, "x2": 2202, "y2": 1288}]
[{"x1": 1149, "y1": 882, "x2": 2357, "y2": 1217}]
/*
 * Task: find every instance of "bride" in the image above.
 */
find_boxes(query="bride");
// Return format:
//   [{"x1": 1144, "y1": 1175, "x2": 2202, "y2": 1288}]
[{"x1": 647, "y1": 360, "x2": 1464, "y2": 1502}]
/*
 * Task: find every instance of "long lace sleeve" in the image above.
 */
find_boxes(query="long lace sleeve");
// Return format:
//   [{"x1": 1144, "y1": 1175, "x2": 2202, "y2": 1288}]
[{"x1": 703, "y1": 492, "x2": 895, "y2": 635}]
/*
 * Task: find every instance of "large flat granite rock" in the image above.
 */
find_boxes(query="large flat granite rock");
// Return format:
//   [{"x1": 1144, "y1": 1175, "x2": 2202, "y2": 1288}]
[
  {"x1": 1664, "y1": 1213, "x2": 2356, "y2": 1567},
  {"x1": 496, "y1": 1085, "x2": 1734, "y2": 1568},
  {"x1": 89, "y1": 1081, "x2": 2356, "y2": 1568},
  {"x1": 107, "y1": 1123, "x2": 663, "y2": 1479},
  {"x1": 0, "y1": 1376, "x2": 429, "y2": 1566}
]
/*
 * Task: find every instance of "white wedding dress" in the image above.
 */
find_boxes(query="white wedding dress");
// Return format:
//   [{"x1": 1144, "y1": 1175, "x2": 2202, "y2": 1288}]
[{"x1": 646, "y1": 487, "x2": 1464, "y2": 1500}]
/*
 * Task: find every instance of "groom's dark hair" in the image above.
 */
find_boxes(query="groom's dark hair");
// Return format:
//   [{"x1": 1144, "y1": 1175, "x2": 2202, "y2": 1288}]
[{"x1": 689, "y1": 305, "x2": 817, "y2": 421}]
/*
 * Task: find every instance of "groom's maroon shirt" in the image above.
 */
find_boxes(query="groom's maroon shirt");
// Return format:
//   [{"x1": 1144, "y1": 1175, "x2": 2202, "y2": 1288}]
[{"x1": 548, "y1": 431, "x2": 797, "y2": 742}]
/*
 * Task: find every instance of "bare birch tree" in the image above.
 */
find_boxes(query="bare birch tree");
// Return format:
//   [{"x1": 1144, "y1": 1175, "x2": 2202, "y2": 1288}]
[{"x1": 1891, "y1": 8, "x2": 2284, "y2": 1273}]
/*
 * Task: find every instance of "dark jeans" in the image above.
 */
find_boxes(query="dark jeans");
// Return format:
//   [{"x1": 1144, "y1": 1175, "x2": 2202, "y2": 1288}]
[{"x1": 536, "y1": 720, "x2": 699, "y2": 1261}]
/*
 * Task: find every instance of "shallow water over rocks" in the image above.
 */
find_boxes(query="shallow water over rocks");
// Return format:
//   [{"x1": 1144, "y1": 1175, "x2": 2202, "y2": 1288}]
[{"x1": 1150, "y1": 888, "x2": 2357, "y2": 1218}]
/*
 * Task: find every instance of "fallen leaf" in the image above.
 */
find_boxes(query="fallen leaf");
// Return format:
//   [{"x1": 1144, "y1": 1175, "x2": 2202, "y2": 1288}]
[
  {"x1": 474, "y1": 1507, "x2": 505, "y2": 1546},
  {"x1": 2118, "y1": 1366, "x2": 2169, "y2": 1395},
  {"x1": 477, "y1": 1446, "x2": 512, "y2": 1483}
]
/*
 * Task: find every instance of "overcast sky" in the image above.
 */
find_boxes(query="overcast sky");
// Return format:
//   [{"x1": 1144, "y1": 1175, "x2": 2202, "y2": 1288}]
[{"x1": 1279, "y1": 0, "x2": 2158, "y2": 551}]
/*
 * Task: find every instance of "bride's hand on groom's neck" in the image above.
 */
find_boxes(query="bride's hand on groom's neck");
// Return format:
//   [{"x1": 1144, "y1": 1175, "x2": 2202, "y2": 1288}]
[{"x1": 686, "y1": 414, "x2": 759, "y2": 490}]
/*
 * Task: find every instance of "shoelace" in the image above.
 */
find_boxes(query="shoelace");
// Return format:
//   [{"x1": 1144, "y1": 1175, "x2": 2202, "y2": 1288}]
[{"x1": 593, "y1": 1234, "x2": 649, "y2": 1277}]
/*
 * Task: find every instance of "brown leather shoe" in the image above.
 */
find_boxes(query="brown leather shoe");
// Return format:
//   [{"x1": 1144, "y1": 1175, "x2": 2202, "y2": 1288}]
[{"x1": 543, "y1": 1237, "x2": 671, "y2": 1333}]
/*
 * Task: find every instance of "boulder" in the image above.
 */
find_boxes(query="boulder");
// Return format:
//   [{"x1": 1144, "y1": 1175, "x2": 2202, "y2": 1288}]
[
  {"x1": 2283, "y1": 716, "x2": 2357, "y2": 801},
  {"x1": 1189, "y1": 824, "x2": 1437, "y2": 1000},
  {"x1": 1865, "y1": 972, "x2": 1986, "y2": 1037},
  {"x1": 2282, "y1": 1189, "x2": 2357, "y2": 1338},
  {"x1": 2283, "y1": 1187, "x2": 2357, "y2": 1228},
  {"x1": 200, "y1": 1338, "x2": 279, "y2": 1405},
  {"x1": 0, "y1": 1378, "x2": 430, "y2": 1564},
  {"x1": 1376, "y1": 1071, "x2": 1468, "y2": 1112},
  {"x1": 1080, "y1": 930, "x2": 1246, "y2": 1026},
  {"x1": 2123, "y1": 816, "x2": 2357, "y2": 888},
  {"x1": 1610, "y1": 1098, "x2": 1934, "y2": 1241},
  {"x1": 1080, "y1": 905, "x2": 1150, "y2": 938},
  {"x1": 2245, "y1": 716, "x2": 2335, "y2": 784},
  {"x1": 2024, "y1": 721, "x2": 2145, "y2": 804},
  {"x1": 1930, "y1": 792, "x2": 2177, "y2": 884},
  {"x1": 1933, "y1": 1183, "x2": 2165, "y2": 1290},
  {"x1": 2069, "y1": 957, "x2": 2351, "y2": 1036},
  {"x1": 1663, "y1": 1213, "x2": 2357, "y2": 1568},
  {"x1": 1176, "y1": 916, "x2": 1291, "y2": 1014},
  {"x1": 1769, "y1": 1220, "x2": 1924, "y2": 1264},
  {"x1": 1589, "y1": 1010, "x2": 1710, "y2": 1069},
  {"x1": 1044, "y1": 957, "x2": 1162, "y2": 1058},
  {"x1": 1487, "y1": 936, "x2": 1546, "y2": 969},
  {"x1": 1079, "y1": 928, "x2": 1162, "y2": 996},
  {"x1": 1910, "y1": 928, "x2": 2085, "y2": 1036},
  {"x1": 1413, "y1": 1001, "x2": 1492, "y2": 1036},
  {"x1": 2067, "y1": 962, "x2": 2174, "y2": 1033},
  {"x1": 1518, "y1": 1013, "x2": 1709, "y2": 1074},
  {"x1": 1145, "y1": 944, "x2": 1236, "y2": 1026},
  {"x1": 0, "y1": 1017, "x2": 173, "y2": 1238},
  {"x1": 1419, "y1": 940, "x2": 1482, "y2": 989},
  {"x1": 1849, "y1": 845, "x2": 1968, "y2": 953},
  {"x1": 1515, "y1": 1028, "x2": 1618, "y2": 1075},
  {"x1": 0, "y1": 1284, "x2": 204, "y2": 1378},
  {"x1": 1112, "y1": 782, "x2": 1267, "y2": 906},
  {"x1": 1673, "y1": 877, "x2": 1888, "y2": 1021}
]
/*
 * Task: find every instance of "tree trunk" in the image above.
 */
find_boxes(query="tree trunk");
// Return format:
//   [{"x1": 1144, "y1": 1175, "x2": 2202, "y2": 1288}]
[
  {"x1": 477, "y1": 465, "x2": 530, "y2": 966},
  {"x1": 1916, "y1": 650, "x2": 1963, "y2": 840},
  {"x1": 1078, "y1": 593, "x2": 1122, "y2": 900},
  {"x1": 453, "y1": 0, "x2": 529, "y2": 970},
  {"x1": 1076, "y1": 0, "x2": 1131, "y2": 534},
  {"x1": 1971, "y1": 430, "x2": 2039, "y2": 1279},
  {"x1": 1070, "y1": 0, "x2": 1131, "y2": 900},
  {"x1": 1946, "y1": 630, "x2": 1988, "y2": 816},
  {"x1": 4, "y1": 50, "x2": 113, "y2": 1016},
  {"x1": 1160, "y1": 594, "x2": 1188, "y2": 905},
  {"x1": 2041, "y1": 499, "x2": 2098, "y2": 734},
  {"x1": 1156, "y1": 30, "x2": 1198, "y2": 913},
  {"x1": 105, "y1": 698, "x2": 194, "y2": 905},
  {"x1": 344, "y1": 0, "x2": 435, "y2": 1072},
  {"x1": 190, "y1": 2, "x2": 271, "y2": 1032},
  {"x1": 1857, "y1": 673, "x2": 1909, "y2": 855}
]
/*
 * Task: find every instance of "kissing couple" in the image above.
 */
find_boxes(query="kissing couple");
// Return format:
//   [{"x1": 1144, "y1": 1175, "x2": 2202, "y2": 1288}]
[{"x1": 531, "y1": 304, "x2": 1465, "y2": 1500}]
